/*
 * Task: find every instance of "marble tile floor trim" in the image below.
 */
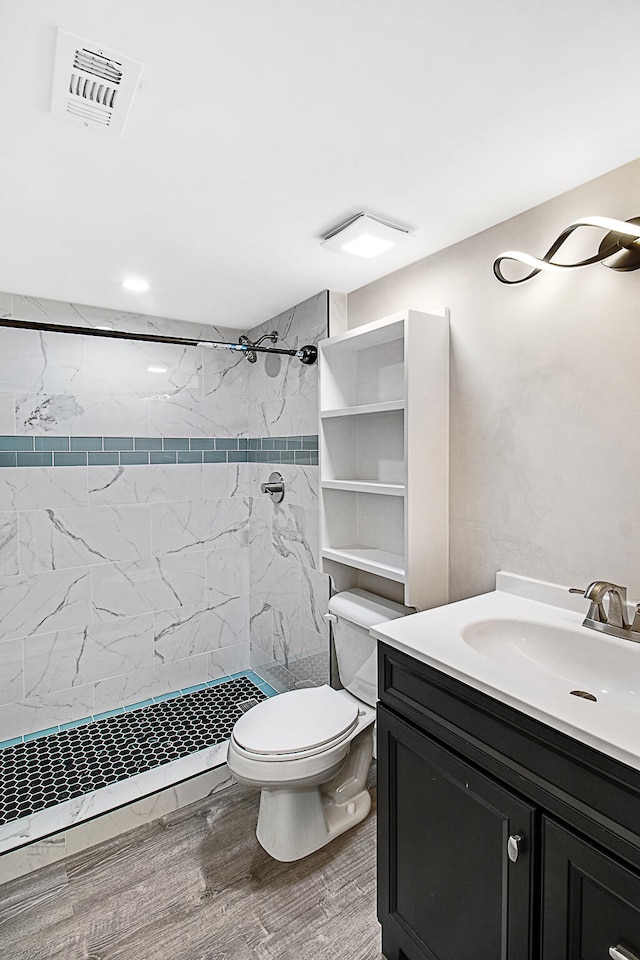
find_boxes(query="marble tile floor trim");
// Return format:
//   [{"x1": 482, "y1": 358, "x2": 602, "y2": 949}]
[
  {"x1": 0, "y1": 762, "x2": 233, "y2": 886},
  {"x1": 0, "y1": 434, "x2": 319, "y2": 467},
  {"x1": 0, "y1": 674, "x2": 277, "y2": 856}
]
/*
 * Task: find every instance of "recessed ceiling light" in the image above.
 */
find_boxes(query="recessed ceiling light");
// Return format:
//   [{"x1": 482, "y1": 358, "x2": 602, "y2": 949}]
[
  {"x1": 321, "y1": 213, "x2": 411, "y2": 258},
  {"x1": 147, "y1": 366, "x2": 168, "y2": 374},
  {"x1": 121, "y1": 276, "x2": 150, "y2": 292}
]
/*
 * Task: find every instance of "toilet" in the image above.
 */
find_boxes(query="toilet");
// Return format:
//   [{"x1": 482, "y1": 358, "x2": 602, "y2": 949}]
[{"x1": 227, "y1": 588, "x2": 409, "y2": 861}]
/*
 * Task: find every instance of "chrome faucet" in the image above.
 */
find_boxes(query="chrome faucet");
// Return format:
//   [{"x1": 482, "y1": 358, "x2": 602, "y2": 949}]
[{"x1": 569, "y1": 580, "x2": 640, "y2": 642}]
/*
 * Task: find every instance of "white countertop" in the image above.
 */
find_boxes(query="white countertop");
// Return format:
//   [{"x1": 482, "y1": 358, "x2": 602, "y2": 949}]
[{"x1": 371, "y1": 572, "x2": 640, "y2": 773}]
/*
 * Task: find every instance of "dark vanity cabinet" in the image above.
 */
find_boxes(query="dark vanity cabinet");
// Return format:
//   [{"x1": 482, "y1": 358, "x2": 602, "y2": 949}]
[{"x1": 377, "y1": 643, "x2": 640, "y2": 960}]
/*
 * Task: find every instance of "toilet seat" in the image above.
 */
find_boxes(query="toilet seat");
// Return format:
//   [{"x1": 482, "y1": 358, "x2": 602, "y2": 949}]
[{"x1": 232, "y1": 685, "x2": 359, "y2": 761}]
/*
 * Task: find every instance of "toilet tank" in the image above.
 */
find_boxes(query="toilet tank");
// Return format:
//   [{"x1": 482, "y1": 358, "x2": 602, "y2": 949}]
[{"x1": 327, "y1": 589, "x2": 411, "y2": 707}]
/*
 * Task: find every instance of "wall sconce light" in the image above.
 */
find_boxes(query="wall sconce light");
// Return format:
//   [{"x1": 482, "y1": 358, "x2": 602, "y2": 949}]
[{"x1": 493, "y1": 216, "x2": 640, "y2": 284}]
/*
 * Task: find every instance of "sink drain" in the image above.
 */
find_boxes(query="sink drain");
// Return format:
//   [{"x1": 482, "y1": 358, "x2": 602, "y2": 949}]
[{"x1": 570, "y1": 690, "x2": 597, "y2": 702}]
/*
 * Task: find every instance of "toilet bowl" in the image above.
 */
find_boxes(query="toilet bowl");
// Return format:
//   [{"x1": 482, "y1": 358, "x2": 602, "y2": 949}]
[{"x1": 227, "y1": 589, "x2": 410, "y2": 862}]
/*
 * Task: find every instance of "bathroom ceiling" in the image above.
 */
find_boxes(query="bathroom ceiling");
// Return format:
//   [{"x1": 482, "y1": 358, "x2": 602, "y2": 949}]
[{"x1": 1, "y1": 0, "x2": 640, "y2": 329}]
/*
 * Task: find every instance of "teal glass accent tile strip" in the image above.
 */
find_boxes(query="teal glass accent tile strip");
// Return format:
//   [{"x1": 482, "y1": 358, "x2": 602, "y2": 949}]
[
  {"x1": 71, "y1": 437, "x2": 103, "y2": 451},
  {"x1": 17, "y1": 452, "x2": 52, "y2": 467},
  {"x1": 0, "y1": 670, "x2": 279, "y2": 752},
  {"x1": 54, "y1": 452, "x2": 88, "y2": 466},
  {"x1": 24, "y1": 727, "x2": 58, "y2": 742},
  {"x1": 88, "y1": 452, "x2": 119, "y2": 466},
  {"x1": 0, "y1": 437, "x2": 34, "y2": 451},
  {"x1": 180, "y1": 683, "x2": 208, "y2": 694},
  {"x1": 124, "y1": 698, "x2": 155, "y2": 711},
  {"x1": 163, "y1": 437, "x2": 190, "y2": 451},
  {"x1": 0, "y1": 436, "x2": 318, "y2": 466},
  {"x1": 104, "y1": 437, "x2": 134, "y2": 451},
  {"x1": 134, "y1": 437, "x2": 163, "y2": 451},
  {"x1": 60, "y1": 717, "x2": 92, "y2": 731},
  {"x1": 120, "y1": 452, "x2": 150, "y2": 465},
  {"x1": 35, "y1": 437, "x2": 70, "y2": 452}
]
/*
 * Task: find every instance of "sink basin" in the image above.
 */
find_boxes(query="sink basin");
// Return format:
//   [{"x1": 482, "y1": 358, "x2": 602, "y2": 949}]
[
  {"x1": 370, "y1": 572, "x2": 640, "y2": 771},
  {"x1": 462, "y1": 618, "x2": 640, "y2": 712}
]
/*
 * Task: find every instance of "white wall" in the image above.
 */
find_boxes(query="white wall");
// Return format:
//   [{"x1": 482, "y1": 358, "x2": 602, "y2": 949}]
[{"x1": 346, "y1": 158, "x2": 640, "y2": 601}]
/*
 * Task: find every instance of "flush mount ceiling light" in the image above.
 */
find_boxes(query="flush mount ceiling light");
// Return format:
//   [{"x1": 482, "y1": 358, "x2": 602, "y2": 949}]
[
  {"x1": 493, "y1": 216, "x2": 640, "y2": 284},
  {"x1": 321, "y1": 213, "x2": 411, "y2": 258},
  {"x1": 121, "y1": 276, "x2": 150, "y2": 292}
]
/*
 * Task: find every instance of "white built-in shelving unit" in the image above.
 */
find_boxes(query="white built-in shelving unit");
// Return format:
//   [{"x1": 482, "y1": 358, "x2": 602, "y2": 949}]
[{"x1": 319, "y1": 309, "x2": 449, "y2": 610}]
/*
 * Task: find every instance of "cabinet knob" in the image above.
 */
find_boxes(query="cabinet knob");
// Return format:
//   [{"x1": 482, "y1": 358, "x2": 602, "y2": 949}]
[
  {"x1": 610, "y1": 946, "x2": 640, "y2": 960},
  {"x1": 507, "y1": 834, "x2": 522, "y2": 863}
]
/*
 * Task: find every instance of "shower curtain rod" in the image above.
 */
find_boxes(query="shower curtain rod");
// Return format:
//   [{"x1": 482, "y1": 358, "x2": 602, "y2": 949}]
[{"x1": 0, "y1": 317, "x2": 318, "y2": 365}]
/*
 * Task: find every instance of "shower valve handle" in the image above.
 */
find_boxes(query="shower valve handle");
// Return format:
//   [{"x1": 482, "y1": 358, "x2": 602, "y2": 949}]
[{"x1": 261, "y1": 472, "x2": 285, "y2": 503}]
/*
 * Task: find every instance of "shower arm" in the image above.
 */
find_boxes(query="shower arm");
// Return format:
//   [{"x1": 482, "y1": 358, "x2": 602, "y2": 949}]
[{"x1": 0, "y1": 317, "x2": 318, "y2": 364}]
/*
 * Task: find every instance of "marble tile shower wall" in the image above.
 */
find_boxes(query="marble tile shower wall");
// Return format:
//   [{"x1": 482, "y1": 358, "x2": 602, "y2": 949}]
[
  {"x1": 0, "y1": 290, "x2": 329, "y2": 741},
  {"x1": 246, "y1": 297, "x2": 329, "y2": 684}
]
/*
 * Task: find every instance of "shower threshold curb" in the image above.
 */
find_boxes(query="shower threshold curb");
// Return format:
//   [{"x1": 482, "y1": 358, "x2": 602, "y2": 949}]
[
  {"x1": 0, "y1": 673, "x2": 281, "y2": 884},
  {"x1": 0, "y1": 740, "x2": 242, "y2": 887},
  {"x1": 0, "y1": 736, "x2": 232, "y2": 861}
]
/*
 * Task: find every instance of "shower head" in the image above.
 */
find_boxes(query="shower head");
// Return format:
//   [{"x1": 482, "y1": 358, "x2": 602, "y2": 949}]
[{"x1": 238, "y1": 331, "x2": 278, "y2": 362}]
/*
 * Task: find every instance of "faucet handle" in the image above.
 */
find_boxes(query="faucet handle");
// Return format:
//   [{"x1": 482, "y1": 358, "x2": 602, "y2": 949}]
[{"x1": 569, "y1": 584, "x2": 607, "y2": 623}]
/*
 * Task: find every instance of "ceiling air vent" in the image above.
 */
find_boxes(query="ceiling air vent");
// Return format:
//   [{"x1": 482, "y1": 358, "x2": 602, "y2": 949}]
[{"x1": 51, "y1": 29, "x2": 143, "y2": 136}]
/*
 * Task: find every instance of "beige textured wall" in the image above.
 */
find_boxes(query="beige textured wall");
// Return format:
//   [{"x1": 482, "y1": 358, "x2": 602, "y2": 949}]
[{"x1": 346, "y1": 158, "x2": 640, "y2": 602}]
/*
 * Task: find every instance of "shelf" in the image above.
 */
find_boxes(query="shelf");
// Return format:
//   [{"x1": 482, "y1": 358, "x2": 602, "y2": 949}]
[
  {"x1": 321, "y1": 480, "x2": 405, "y2": 497},
  {"x1": 320, "y1": 400, "x2": 405, "y2": 419},
  {"x1": 320, "y1": 315, "x2": 405, "y2": 352},
  {"x1": 321, "y1": 546, "x2": 406, "y2": 583},
  {"x1": 319, "y1": 308, "x2": 449, "y2": 609}
]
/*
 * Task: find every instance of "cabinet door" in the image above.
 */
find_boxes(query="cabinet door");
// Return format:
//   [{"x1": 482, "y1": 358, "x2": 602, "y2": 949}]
[
  {"x1": 542, "y1": 818, "x2": 640, "y2": 960},
  {"x1": 378, "y1": 705, "x2": 535, "y2": 960}
]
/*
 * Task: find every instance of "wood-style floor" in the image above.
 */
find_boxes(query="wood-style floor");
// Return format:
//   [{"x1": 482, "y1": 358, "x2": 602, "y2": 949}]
[{"x1": 0, "y1": 775, "x2": 382, "y2": 960}]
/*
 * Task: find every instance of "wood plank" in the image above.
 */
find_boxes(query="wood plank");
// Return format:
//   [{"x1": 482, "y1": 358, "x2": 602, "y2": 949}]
[{"x1": 0, "y1": 772, "x2": 382, "y2": 960}]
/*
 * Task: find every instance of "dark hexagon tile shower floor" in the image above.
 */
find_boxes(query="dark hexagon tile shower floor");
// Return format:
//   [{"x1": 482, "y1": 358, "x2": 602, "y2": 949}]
[{"x1": 0, "y1": 677, "x2": 265, "y2": 826}]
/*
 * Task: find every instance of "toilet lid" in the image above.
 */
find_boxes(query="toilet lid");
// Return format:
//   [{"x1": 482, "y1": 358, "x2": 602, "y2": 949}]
[{"x1": 233, "y1": 686, "x2": 359, "y2": 756}]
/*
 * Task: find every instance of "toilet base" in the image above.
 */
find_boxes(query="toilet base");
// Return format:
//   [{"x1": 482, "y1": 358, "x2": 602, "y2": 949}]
[{"x1": 254, "y1": 726, "x2": 374, "y2": 862}]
